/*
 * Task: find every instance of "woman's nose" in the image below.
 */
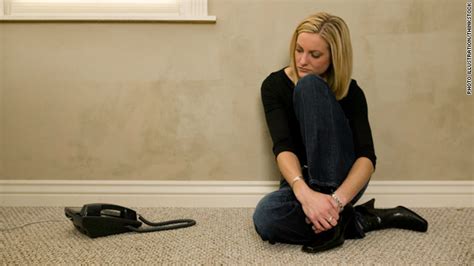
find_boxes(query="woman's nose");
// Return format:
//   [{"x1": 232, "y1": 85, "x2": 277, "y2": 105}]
[{"x1": 299, "y1": 54, "x2": 308, "y2": 65}]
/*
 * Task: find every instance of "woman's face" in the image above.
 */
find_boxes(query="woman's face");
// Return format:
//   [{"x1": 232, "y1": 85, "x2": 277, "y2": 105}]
[{"x1": 294, "y1": 32, "x2": 331, "y2": 78}]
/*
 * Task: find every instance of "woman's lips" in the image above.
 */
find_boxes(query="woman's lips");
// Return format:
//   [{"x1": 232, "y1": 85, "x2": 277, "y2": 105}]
[
  {"x1": 298, "y1": 68, "x2": 312, "y2": 76},
  {"x1": 298, "y1": 67, "x2": 311, "y2": 73}
]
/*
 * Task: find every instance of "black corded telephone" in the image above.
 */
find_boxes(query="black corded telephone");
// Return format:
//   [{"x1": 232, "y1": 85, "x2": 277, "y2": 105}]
[{"x1": 65, "y1": 203, "x2": 196, "y2": 238}]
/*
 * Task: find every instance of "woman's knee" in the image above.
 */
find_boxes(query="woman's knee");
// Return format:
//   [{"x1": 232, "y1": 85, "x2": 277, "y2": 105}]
[
  {"x1": 253, "y1": 195, "x2": 314, "y2": 244},
  {"x1": 294, "y1": 74, "x2": 331, "y2": 98},
  {"x1": 253, "y1": 214, "x2": 270, "y2": 240},
  {"x1": 252, "y1": 189, "x2": 298, "y2": 241},
  {"x1": 253, "y1": 195, "x2": 278, "y2": 240}
]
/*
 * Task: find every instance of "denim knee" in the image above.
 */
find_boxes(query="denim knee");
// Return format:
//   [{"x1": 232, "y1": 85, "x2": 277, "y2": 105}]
[
  {"x1": 253, "y1": 195, "x2": 277, "y2": 241},
  {"x1": 253, "y1": 187, "x2": 312, "y2": 244},
  {"x1": 294, "y1": 74, "x2": 332, "y2": 99}
]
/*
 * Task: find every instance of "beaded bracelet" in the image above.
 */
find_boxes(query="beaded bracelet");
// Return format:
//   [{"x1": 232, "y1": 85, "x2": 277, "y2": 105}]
[{"x1": 331, "y1": 193, "x2": 344, "y2": 211}]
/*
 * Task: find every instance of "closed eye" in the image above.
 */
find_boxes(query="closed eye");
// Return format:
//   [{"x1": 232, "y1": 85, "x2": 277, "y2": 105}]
[{"x1": 311, "y1": 52, "x2": 321, "y2": 58}]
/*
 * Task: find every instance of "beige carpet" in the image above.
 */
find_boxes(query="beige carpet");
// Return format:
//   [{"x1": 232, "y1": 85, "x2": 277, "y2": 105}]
[{"x1": 0, "y1": 206, "x2": 472, "y2": 264}]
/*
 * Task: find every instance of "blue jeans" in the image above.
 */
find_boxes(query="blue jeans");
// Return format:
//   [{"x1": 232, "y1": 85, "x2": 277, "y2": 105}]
[{"x1": 254, "y1": 75, "x2": 367, "y2": 244}]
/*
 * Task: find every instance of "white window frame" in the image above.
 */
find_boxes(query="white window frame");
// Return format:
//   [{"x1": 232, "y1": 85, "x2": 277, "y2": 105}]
[{"x1": 0, "y1": 0, "x2": 216, "y2": 22}]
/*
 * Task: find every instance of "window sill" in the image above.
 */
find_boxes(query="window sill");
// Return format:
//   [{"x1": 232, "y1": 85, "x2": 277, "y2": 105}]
[{"x1": 0, "y1": 15, "x2": 217, "y2": 23}]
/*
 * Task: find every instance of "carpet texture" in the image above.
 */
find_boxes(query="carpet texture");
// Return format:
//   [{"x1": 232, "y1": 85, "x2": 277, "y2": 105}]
[{"x1": 0, "y1": 207, "x2": 472, "y2": 264}]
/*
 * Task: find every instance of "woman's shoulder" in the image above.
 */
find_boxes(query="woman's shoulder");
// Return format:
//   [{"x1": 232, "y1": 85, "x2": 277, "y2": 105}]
[
  {"x1": 341, "y1": 79, "x2": 370, "y2": 112},
  {"x1": 263, "y1": 67, "x2": 287, "y2": 84},
  {"x1": 261, "y1": 67, "x2": 292, "y2": 92},
  {"x1": 347, "y1": 79, "x2": 366, "y2": 99}
]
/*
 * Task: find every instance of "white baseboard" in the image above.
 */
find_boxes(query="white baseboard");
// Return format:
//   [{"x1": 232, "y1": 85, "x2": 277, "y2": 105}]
[{"x1": 0, "y1": 180, "x2": 472, "y2": 208}]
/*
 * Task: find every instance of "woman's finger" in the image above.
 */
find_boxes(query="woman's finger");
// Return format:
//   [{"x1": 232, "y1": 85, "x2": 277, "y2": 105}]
[
  {"x1": 312, "y1": 221, "x2": 325, "y2": 232},
  {"x1": 326, "y1": 214, "x2": 338, "y2": 227},
  {"x1": 311, "y1": 225, "x2": 321, "y2": 234},
  {"x1": 319, "y1": 217, "x2": 333, "y2": 231},
  {"x1": 328, "y1": 209, "x2": 339, "y2": 223}
]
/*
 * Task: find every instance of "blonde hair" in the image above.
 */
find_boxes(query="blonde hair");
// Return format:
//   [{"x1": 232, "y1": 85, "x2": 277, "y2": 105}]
[{"x1": 289, "y1": 12, "x2": 353, "y2": 100}]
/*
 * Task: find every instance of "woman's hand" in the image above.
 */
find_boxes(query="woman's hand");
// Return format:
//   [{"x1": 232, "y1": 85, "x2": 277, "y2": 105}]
[{"x1": 293, "y1": 182, "x2": 340, "y2": 233}]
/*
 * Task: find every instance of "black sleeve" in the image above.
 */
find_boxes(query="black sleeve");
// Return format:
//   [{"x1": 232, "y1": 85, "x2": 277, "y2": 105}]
[
  {"x1": 261, "y1": 77, "x2": 295, "y2": 157},
  {"x1": 348, "y1": 85, "x2": 377, "y2": 168}
]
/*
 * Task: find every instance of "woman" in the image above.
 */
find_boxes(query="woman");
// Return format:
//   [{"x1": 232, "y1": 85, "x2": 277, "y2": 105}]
[{"x1": 253, "y1": 12, "x2": 428, "y2": 253}]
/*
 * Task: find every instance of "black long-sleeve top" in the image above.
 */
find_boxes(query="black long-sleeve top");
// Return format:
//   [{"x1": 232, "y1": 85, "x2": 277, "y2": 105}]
[{"x1": 261, "y1": 68, "x2": 377, "y2": 168}]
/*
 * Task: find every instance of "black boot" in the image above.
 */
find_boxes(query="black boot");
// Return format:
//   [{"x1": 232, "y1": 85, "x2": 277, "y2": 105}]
[
  {"x1": 355, "y1": 199, "x2": 428, "y2": 233},
  {"x1": 302, "y1": 204, "x2": 354, "y2": 253}
]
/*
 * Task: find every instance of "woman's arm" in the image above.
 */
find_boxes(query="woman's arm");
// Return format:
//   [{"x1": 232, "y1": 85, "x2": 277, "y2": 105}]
[
  {"x1": 276, "y1": 151, "x2": 303, "y2": 185},
  {"x1": 334, "y1": 157, "x2": 374, "y2": 207},
  {"x1": 335, "y1": 84, "x2": 376, "y2": 206}
]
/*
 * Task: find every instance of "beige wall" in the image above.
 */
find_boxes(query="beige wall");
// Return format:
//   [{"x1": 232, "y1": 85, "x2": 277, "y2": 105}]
[
  {"x1": 0, "y1": 22, "x2": 3, "y2": 178},
  {"x1": 0, "y1": 0, "x2": 471, "y2": 181}
]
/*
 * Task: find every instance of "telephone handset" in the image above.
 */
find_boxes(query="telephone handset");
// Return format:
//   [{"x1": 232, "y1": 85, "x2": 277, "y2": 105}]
[{"x1": 65, "y1": 203, "x2": 196, "y2": 238}]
